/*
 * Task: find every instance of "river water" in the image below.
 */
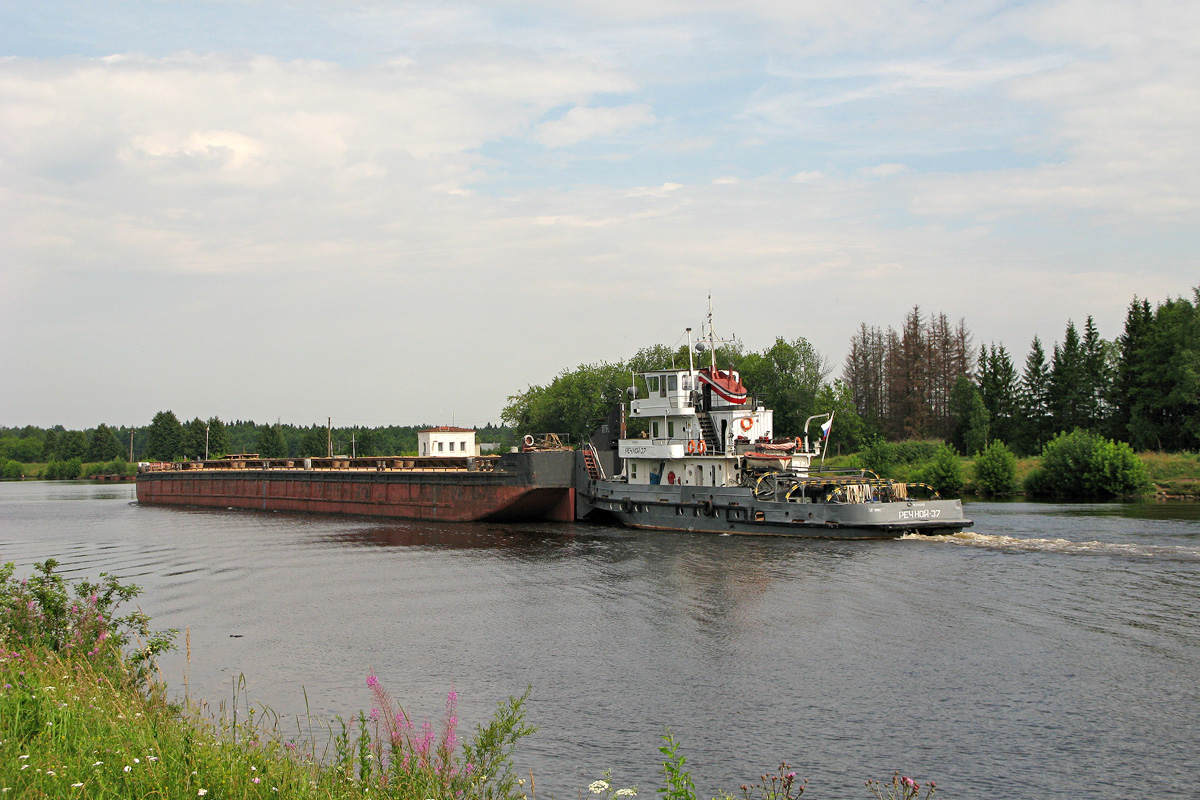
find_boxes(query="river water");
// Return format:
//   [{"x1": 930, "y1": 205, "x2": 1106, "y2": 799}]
[{"x1": 2, "y1": 481, "x2": 1199, "y2": 799}]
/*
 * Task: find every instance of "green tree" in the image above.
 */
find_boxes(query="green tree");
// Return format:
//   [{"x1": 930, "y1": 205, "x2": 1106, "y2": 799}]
[
  {"x1": 1017, "y1": 336, "x2": 1053, "y2": 456},
  {"x1": 502, "y1": 362, "x2": 629, "y2": 445},
  {"x1": 949, "y1": 375, "x2": 989, "y2": 455},
  {"x1": 299, "y1": 425, "x2": 328, "y2": 457},
  {"x1": 1109, "y1": 297, "x2": 1153, "y2": 443},
  {"x1": 181, "y1": 417, "x2": 209, "y2": 459},
  {"x1": 1126, "y1": 289, "x2": 1200, "y2": 451},
  {"x1": 813, "y1": 380, "x2": 871, "y2": 453},
  {"x1": 85, "y1": 424, "x2": 124, "y2": 462},
  {"x1": 1080, "y1": 315, "x2": 1112, "y2": 432},
  {"x1": 973, "y1": 440, "x2": 1018, "y2": 497},
  {"x1": 978, "y1": 344, "x2": 1019, "y2": 446},
  {"x1": 145, "y1": 411, "x2": 184, "y2": 461},
  {"x1": 1050, "y1": 321, "x2": 1089, "y2": 433},
  {"x1": 57, "y1": 430, "x2": 87, "y2": 460},
  {"x1": 207, "y1": 417, "x2": 231, "y2": 457},
  {"x1": 737, "y1": 336, "x2": 830, "y2": 437},
  {"x1": 255, "y1": 423, "x2": 288, "y2": 458},
  {"x1": 41, "y1": 428, "x2": 61, "y2": 461}
]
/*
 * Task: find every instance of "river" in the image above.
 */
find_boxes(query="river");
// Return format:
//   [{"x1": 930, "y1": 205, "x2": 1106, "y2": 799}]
[{"x1": 2, "y1": 481, "x2": 1199, "y2": 799}]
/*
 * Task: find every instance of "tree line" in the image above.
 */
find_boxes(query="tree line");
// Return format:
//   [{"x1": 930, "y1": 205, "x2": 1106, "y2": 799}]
[
  {"x1": 0, "y1": 417, "x2": 516, "y2": 465},
  {"x1": 503, "y1": 285, "x2": 1197, "y2": 457},
  {"x1": 844, "y1": 286, "x2": 1199, "y2": 455}
]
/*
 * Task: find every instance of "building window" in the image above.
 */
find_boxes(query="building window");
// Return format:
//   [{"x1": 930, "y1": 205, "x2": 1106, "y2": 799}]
[
  {"x1": 461, "y1": 441, "x2": 468, "y2": 452},
  {"x1": 449, "y1": 441, "x2": 455, "y2": 452},
  {"x1": 652, "y1": 421, "x2": 659, "y2": 439},
  {"x1": 667, "y1": 421, "x2": 675, "y2": 438},
  {"x1": 438, "y1": 441, "x2": 444, "y2": 452}
]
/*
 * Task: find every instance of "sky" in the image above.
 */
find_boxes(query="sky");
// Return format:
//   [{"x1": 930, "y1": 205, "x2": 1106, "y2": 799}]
[{"x1": 2, "y1": 0, "x2": 1197, "y2": 431}]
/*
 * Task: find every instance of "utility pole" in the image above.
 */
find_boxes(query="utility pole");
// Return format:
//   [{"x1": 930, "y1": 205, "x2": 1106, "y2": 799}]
[
  {"x1": 327, "y1": 417, "x2": 332, "y2": 458},
  {"x1": 129, "y1": 429, "x2": 134, "y2": 462},
  {"x1": 205, "y1": 423, "x2": 210, "y2": 460}
]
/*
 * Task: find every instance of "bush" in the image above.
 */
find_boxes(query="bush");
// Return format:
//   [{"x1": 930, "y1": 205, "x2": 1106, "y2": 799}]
[
  {"x1": 914, "y1": 443, "x2": 964, "y2": 497},
  {"x1": 1024, "y1": 429, "x2": 1152, "y2": 500},
  {"x1": 973, "y1": 441, "x2": 1018, "y2": 496},
  {"x1": 858, "y1": 437, "x2": 895, "y2": 475},
  {"x1": 82, "y1": 458, "x2": 134, "y2": 478},
  {"x1": 891, "y1": 440, "x2": 943, "y2": 464},
  {"x1": 0, "y1": 559, "x2": 176, "y2": 687},
  {"x1": 42, "y1": 457, "x2": 84, "y2": 480},
  {"x1": 1, "y1": 459, "x2": 23, "y2": 480}
]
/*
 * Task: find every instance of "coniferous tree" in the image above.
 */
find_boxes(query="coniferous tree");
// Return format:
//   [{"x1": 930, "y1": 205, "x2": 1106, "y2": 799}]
[
  {"x1": 1109, "y1": 298, "x2": 1153, "y2": 442},
  {"x1": 1018, "y1": 336, "x2": 1053, "y2": 456},
  {"x1": 207, "y1": 417, "x2": 231, "y2": 457},
  {"x1": 145, "y1": 411, "x2": 184, "y2": 461},
  {"x1": 949, "y1": 375, "x2": 989, "y2": 455},
  {"x1": 1050, "y1": 321, "x2": 1089, "y2": 433},
  {"x1": 255, "y1": 423, "x2": 288, "y2": 458},
  {"x1": 182, "y1": 418, "x2": 208, "y2": 460},
  {"x1": 1080, "y1": 315, "x2": 1113, "y2": 432},
  {"x1": 1126, "y1": 289, "x2": 1200, "y2": 451},
  {"x1": 979, "y1": 344, "x2": 1019, "y2": 446}
]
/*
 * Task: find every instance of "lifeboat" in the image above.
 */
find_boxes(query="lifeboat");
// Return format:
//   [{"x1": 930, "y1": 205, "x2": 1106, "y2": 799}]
[{"x1": 697, "y1": 367, "x2": 748, "y2": 404}]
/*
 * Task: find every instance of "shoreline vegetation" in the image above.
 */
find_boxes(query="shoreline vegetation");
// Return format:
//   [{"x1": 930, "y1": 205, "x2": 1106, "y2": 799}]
[{"x1": 1, "y1": 561, "x2": 938, "y2": 800}]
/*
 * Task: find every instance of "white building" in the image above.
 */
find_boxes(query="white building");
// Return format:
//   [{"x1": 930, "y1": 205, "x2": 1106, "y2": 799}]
[{"x1": 418, "y1": 426, "x2": 477, "y2": 457}]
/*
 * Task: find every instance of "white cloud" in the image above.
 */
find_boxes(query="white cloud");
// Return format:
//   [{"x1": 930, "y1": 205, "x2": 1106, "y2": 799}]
[{"x1": 534, "y1": 104, "x2": 657, "y2": 147}]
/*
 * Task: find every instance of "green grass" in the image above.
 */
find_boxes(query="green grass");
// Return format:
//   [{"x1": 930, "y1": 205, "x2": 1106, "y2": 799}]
[{"x1": 2, "y1": 646, "x2": 377, "y2": 798}]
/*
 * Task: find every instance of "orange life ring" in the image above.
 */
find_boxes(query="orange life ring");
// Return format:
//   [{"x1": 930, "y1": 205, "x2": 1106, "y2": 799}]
[
  {"x1": 698, "y1": 439, "x2": 707, "y2": 454},
  {"x1": 686, "y1": 440, "x2": 696, "y2": 455},
  {"x1": 740, "y1": 417, "x2": 754, "y2": 432}
]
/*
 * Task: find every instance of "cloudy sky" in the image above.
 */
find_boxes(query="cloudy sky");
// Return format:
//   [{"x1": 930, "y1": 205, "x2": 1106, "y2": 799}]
[{"x1": 2, "y1": 0, "x2": 1197, "y2": 430}]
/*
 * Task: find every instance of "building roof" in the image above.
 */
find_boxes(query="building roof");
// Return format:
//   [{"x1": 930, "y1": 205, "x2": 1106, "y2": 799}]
[{"x1": 419, "y1": 426, "x2": 475, "y2": 434}]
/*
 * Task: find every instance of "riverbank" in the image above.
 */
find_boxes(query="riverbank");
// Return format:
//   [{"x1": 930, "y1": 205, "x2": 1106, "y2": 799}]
[{"x1": 825, "y1": 447, "x2": 1199, "y2": 499}]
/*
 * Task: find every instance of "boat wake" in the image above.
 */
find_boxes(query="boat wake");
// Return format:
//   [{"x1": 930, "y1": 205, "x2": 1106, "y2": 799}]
[{"x1": 902, "y1": 530, "x2": 1200, "y2": 561}]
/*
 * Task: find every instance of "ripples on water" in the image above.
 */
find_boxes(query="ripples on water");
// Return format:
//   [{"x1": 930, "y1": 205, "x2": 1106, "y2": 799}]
[{"x1": 2, "y1": 483, "x2": 1200, "y2": 800}]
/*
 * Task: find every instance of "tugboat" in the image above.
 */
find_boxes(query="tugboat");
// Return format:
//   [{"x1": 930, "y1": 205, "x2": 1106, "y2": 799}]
[{"x1": 575, "y1": 311, "x2": 972, "y2": 538}]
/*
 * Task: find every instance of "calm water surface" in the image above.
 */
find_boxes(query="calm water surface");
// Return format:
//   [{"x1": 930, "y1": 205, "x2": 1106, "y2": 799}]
[{"x1": 2, "y1": 482, "x2": 1199, "y2": 799}]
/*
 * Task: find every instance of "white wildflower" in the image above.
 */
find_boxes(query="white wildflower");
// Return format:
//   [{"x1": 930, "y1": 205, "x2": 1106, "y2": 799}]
[
  {"x1": 590, "y1": 780, "x2": 611, "y2": 794},
  {"x1": 616, "y1": 790, "x2": 638, "y2": 797}
]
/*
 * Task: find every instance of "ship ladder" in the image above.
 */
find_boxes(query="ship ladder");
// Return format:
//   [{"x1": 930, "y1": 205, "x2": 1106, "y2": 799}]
[
  {"x1": 583, "y1": 443, "x2": 606, "y2": 481},
  {"x1": 697, "y1": 412, "x2": 721, "y2": 454}
]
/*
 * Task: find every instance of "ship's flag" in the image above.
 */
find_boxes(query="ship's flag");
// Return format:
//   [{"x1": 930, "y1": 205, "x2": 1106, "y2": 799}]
[{"x1": 820, "y1": 416, "x2": 833, "y2": 439}]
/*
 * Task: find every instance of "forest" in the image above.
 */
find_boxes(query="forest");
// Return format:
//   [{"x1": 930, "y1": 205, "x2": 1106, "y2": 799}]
[{"x1": 2, "y1": 286, "x2": 1197, "y2": 477}]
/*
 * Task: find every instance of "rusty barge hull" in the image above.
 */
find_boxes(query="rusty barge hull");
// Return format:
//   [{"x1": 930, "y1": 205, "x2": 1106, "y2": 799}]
[{"x1": 136, "y1": 451, "x2": 575, "y2": 523}]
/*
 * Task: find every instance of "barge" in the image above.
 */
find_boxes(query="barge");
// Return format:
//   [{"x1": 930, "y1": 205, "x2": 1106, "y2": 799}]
[{"x1": 136, "y1": 448, "x2": 576, "y2": 523}]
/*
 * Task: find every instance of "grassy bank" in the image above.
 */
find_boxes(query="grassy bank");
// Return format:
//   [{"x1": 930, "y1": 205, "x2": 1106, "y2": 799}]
[
  {"x1": 829, "y1": 446, "x2": 1198, "y2": 499},
  {"x1": 3, "y1": 561, "x2": 937, "y2": 800}
]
